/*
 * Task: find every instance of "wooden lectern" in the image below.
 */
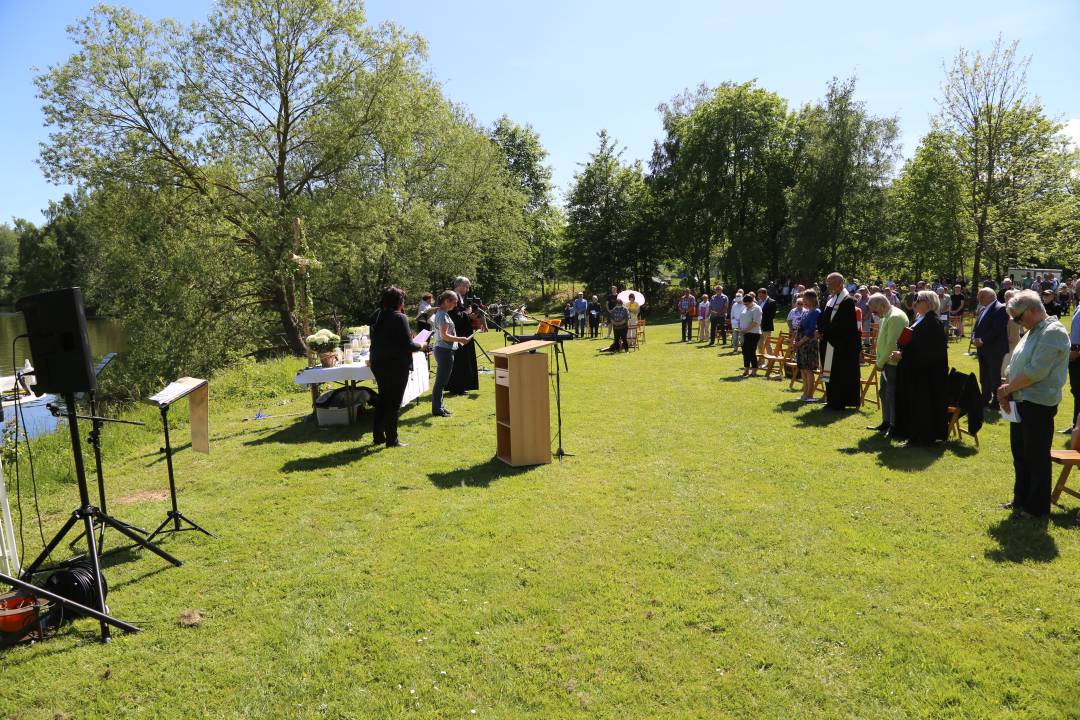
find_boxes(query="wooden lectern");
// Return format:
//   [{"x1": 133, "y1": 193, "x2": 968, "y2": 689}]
[{"x1": 491, "y1": 340, "x2": 553, "y2": 466}]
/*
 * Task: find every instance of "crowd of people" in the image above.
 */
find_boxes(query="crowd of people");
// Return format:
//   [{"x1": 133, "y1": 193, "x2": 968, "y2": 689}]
[
  {"x1": 365, "y1": 269, "x2": 1079, "y2": 522},
  {"x1": 666, "y1": 271, "x2": 1079, "y2": 520}
]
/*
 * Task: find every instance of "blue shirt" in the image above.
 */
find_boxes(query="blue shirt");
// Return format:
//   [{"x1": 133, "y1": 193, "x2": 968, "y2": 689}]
[
  {"x1": 573, "y1": 298, "x2": 588, "y2": 314},
  {"x1": 434, "y1": 309, "x2": 457, "y2": 350},
  {"x1": 1071, "y1": 309, "x2": 1080, "y2": 346},
  {"x1": 799, "y1": 308, "x2": 821, "y2": 338}
]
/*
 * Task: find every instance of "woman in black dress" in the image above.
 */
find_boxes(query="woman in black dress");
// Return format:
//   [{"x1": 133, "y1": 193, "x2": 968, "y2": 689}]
[
  {"x1": 891, "y1": 290, "x2": 950, "y2": 446},
  {"x1": 368, "y1": 286, "x2": 423, "y2": 447}
]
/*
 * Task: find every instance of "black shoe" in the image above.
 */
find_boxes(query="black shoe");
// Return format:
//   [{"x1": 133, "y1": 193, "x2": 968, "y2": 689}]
[
  {"x1": 866, "y1": 423, "x2": 890, "y2": 432},
  {"x1": 1060, "y1": 427, "x2": 1076, "y2": 435},
  {"x1": 433, "y1": 409, "x2": 452, "y2": 417},
  {"x1": 372, "y1": 434, "x2": 385, "y2": 445},
  {"x1": 386, "y1": 440, "x2": 409, "y2": 448}
]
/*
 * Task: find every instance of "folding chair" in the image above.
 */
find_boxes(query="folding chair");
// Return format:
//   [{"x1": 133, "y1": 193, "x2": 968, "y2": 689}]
[
  {"x1": 762, "y1": 335, "x2": 788, "y2": 380},
  {"x1": 946, "y1": 405, "x2": 979, "y2": 446},
  {"x1": 636, "y1": 318, "x2": 646, "y2": 346},
  {"x1": 812, "y1": 369, "x2": 831, "y2": 399},
  {"x1": 1051, "y1": 427, "x2": 1080, "y2": 507},
  {"x1": 627, "y1": 321, "x2": 639, "y2": 350},
  {"x1": 859, "y1": 365, "x2": 880, "y2": 408}
]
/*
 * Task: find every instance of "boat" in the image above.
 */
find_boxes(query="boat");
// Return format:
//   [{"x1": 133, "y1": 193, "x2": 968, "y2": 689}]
[{"x1": 0, "y1": 361, "x2": 50, "y2": 410}]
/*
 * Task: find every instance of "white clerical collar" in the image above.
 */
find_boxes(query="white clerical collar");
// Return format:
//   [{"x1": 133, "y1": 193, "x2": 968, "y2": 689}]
[{"x1": 827, "y1": 288, "x2": 848, "y2": 308}]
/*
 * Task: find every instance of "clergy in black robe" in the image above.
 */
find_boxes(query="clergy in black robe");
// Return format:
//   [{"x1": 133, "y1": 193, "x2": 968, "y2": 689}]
[
  {"x1": 817, "y1": 273, "x2": 862, "y2": 410},
  {"x1": 891, "y1": 297, "x2": 950, "y2": 445},
  {"x1": 447, "y1": 277, "x2": 479, "y2": 394}
]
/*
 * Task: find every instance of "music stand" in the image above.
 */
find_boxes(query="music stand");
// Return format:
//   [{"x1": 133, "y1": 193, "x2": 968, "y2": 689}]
[{"x1": 146, "y1": 378, "x2": 214, "y2": 541}]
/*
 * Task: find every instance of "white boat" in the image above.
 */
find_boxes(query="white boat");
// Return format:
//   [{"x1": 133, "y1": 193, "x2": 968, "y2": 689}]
[{"x1": 0, "y1": 360, "x2": 49, "y2": 409}]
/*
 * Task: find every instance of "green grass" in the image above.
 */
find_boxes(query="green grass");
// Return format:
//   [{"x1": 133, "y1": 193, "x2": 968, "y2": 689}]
[{"x1": 2, "y1": 318, "x2": 1079, "y2": 719}]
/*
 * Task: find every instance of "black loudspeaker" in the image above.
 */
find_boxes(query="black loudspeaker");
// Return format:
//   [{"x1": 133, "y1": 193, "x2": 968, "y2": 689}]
[{"x1": 15, "y1": 287, "x2": 96, "y2": 394}]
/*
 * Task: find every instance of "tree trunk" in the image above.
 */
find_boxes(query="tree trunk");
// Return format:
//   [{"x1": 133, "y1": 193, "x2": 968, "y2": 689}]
[{"x1": 275, "y1": 286, "x2": 306, "y2": 355}]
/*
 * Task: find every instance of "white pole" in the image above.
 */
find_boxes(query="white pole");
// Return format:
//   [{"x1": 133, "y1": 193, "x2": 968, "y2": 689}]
[{"x1": 0, "y1": 454, "x2": 20, "y2": 577}]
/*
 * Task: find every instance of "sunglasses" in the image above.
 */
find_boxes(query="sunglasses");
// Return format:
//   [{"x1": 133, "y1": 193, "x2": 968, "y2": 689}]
[{"x1": 1010, "y1": 309, "x2": 1026, "y2": 324}]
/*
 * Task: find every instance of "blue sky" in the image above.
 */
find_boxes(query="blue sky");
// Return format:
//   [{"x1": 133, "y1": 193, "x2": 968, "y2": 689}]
[{"x1": 2, "y1": 0, "x2": 1078, "y2": 226}]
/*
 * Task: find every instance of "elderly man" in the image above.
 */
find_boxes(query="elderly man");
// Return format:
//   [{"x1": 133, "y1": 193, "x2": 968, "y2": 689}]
[
  {"x1": 998, "y1": 290, "x2": 1072, "y2": 518},
  {"x1": 997, "y1": 277, "x2": 1014, "y2": 303},
  {"x1": 1066, "y1": 277, "x2": 1080, "y2": 434},
  {"x1": 708, "y1": 285, "x2": 729, "y2": 346},
  {"x1": 972, "y1": 287, "x2": 1009, "y2": 409},
  {"x1": 818, "y1": 272, "x2": 862, "y2": 410},
  {"x1": 866, "y1": 293, "x2": 908, "y2": 434}
]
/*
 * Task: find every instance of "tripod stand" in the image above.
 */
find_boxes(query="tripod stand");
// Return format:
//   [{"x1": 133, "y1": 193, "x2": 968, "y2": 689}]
[
  {"x1": 550, "y1": 343, "x2": 573, "y2": 461},
  {"x1": 146, "y1": 399, "x2": 214, "y2": 541},
  {"x1": 0, "y1": 391, "x2": 147, "y2": 641}
]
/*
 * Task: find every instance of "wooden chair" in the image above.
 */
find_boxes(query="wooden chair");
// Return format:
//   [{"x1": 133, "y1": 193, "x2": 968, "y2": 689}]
[
  {"x1": 949, "y1": 311, "x2": 965, "y2": 341},
  {"x1": 946, "y1": 405, "x2": 979, "y2": 446},
  {"x1": 812, "y1": 369, "x2": 831, "y2": 399},
  {"x1": 762, "y1": 334, "x2": 788, "y2": 380},
  {"x1": 1051, "y1": 427, "x2": 1080, "y2": 507},
  {"x1": 859, "y1": 365, "x2": 880, "y2": 408},
  {"x1": 627, "y1": 321, "x2": 640, "y2": 350},
  {"x1": 636, "y1": 318, "x2": 646, "y2": 346}
]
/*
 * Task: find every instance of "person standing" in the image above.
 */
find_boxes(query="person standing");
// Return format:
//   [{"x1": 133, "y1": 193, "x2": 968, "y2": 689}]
[
  {"x1": 573, "y1": 292, "x2": 588, "y2": 335},
  {"x1": 587, "y1": 295, "x2": 602, "y2": 338},
  {"x1": 431, "y1": 290, "x2": 473, "y2": 418},
  {"x1": 739, "y1": 292, "x2": 763, "y2": 377},
  {"x1": 446, "y1": 276, "x2": 480, "y2": 395},
  {"x1": 730, "y1": 290, "x2": 744, "y2": 352},
  {"x1": 865, "y1": 294, "x2": 907, "y2": 434},
  {"x1": 998, "y1": 290, "x2": 1072, "y2": 518},
  {"x1": 1064, "y1": 277, "x2": 1080, "y2": 434},
  {"x1": 972, "y1": 287, "x2": 1009, "y2": 409},
  {"x1": 605, "y1": 285, "x2": 619, "y2": 338},
  {"x1": 677, "y1": 288, "x2": 696, "y2": 342},
  {"x1": 757, "y1": 287, "x2": 776, "y2": 354},
  {"x1": 368, "y1": 287, "x2": 424, "y2": 447},
  {"x1": 786, "y1": 295, "x2": 806, "y2": 334},
  {"x1": 793, "y1": 290, "x2": 821, "y2": 401},
  {"x1": 697, "y1": 294, "x2": 711, "y2": 342},
  {"x1": 416, "y1": 292, "x2": 435, "y2": 334},
  {"x1": 890, "y1": 291, "x2": 950, "y2": 446},
  {"x1": 817, "y1": 273, "x2": 861, "y2": 410},
  {"x1": 708, "y1": 286, "x2": 728, "y2": 346}
]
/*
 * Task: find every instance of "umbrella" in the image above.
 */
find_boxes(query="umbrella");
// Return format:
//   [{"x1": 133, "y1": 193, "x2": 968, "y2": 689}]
[{"x1": 617, "y1": 290, "x2": 645, "y2": 306}]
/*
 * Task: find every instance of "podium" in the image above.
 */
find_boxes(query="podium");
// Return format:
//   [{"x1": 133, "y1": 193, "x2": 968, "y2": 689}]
[{"x1": 491, "y1": 341, "x2": 553, "y2": 466}]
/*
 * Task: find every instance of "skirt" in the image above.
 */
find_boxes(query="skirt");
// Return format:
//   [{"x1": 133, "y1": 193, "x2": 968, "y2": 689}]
[{"x1": 796, "y1": 337, "x2": 819, "y2": 371}]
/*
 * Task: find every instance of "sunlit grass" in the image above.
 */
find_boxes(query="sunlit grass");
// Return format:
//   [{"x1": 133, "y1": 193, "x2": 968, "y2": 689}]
[{"x1": 2, "y1": 316, "x2": 1078, "y2": 719}]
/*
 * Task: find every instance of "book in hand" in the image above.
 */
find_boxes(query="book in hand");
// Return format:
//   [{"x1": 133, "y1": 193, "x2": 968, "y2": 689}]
[
  {"x1": 897, "y1": 326, "x2": 913, "y2": 348},
  {"x1": 1000, "y1": 400, "x2": 1020, "y2": 423},
  {"x1": 413, "y1": 329, "x2": 431, "y2": 345}
]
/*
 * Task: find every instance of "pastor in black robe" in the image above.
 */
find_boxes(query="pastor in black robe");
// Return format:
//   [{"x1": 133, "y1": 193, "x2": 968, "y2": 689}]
[
  {"x1": 818, "y1": 291, "x2": 861, "y2": 409},
  {"x1": 891, "y1": 312, "x2": 949, "y2": 444},
  {"x1": 447, "y1": 292, "x2": 479, "y2": 394}
]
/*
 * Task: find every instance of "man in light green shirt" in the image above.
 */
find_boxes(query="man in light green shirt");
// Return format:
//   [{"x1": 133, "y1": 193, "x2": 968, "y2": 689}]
[{"x1": 867, "y1": 294, "x2": 909, "y2": 433}]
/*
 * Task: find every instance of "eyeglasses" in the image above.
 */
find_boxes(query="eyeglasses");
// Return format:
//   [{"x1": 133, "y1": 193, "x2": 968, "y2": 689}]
[{"x1": 1010, "y1": 309, "x2": 1026, "y2": 324}]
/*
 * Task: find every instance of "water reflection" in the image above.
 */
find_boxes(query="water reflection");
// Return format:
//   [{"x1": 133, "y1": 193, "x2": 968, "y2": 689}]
[{"x1": 0, "y1": 312, "x2": 126, "y2": 439}]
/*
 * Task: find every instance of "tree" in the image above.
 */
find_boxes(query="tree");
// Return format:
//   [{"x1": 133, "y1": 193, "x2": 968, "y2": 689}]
[
  {"x1": 563, "y1": 131, "x2": 649, "y2": 292},
  {"x1": 786, "y1": 77, "x2": 899, "y2": 280}
]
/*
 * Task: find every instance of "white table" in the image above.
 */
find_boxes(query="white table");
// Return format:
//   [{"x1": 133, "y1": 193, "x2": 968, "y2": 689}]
[{"x1": 294, "y1": 352, "x2": 429, "y2": 422}]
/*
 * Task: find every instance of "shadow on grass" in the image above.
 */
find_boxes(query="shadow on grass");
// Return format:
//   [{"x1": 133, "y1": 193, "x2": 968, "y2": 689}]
[
  {"x1": 838, "y1": 434, "x2": 946, "y2": 471},
  {"x1": 793, "y1": 406, "x2": 857, "y2": 428},
  {"x1": 244, "y1": 417, "x2": 367, "y2": 446},
  {"x1": 280, "y1": 443, "x2": 381, "y2": 473},
  {"x1": 427, "y1": 457, "x2": 529, "y2": 489},
  {"x1": 985, "y1": 516, "x2": 1059, "y2": 563}
]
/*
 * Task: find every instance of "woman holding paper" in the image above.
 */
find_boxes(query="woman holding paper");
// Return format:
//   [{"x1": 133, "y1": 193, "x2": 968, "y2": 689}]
[
  {"x1": 997, "y1": 290, "x2": 1072, "y2": 518},
  {"x1": 432, "y1": 290, "x2": 473, "y2": 418},
  {"x1": 369, "y1": 287, "x2": 424, "y2": 448}
]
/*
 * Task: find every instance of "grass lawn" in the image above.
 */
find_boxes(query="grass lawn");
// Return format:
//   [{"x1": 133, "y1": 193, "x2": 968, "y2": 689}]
[{"x1": 2, "y1": 316, "x2": 1079, "y2": 719}]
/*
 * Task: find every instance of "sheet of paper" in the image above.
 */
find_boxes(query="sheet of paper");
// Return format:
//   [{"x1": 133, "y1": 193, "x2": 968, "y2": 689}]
[
  {"x1": 1000, "y1": 400, "x2": 1020, "y2": 423},
  {"x1": 413, "y1": 329, "x2": 431, "y2": 344}
]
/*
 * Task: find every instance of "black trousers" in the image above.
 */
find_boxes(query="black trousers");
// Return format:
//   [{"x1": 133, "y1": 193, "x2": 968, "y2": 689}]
[
  {"x1": 1069, "y1": 358, "x2": 1080, "y2": 429},
  {"x1": 741, "y1": 332, "x2": 761, "y2": 369},
  {"x1": 1010, "y1": 400, "x2": 1057, "y2": 516},
  {"x1": 977, "y1": 349, "x2": 1005, "y2": 406},
  {"x1": 371, "y1": 361, "x2": 409, "y2": 444},
  {"x1": 589, "y1": 316, "x2": 600, "y2": 337},
  {"x1": 681, "y1": 316, "x2": 694, "y2": 341},
  {"x1": 709, "y1": 315, "x2": 727, "y2": 344},
  {"x1": 612, "y1": 326, "x2": 629, "y2": 351}
]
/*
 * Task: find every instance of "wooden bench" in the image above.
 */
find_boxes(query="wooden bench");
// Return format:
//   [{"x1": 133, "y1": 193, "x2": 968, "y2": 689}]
[{"x1": 1051, "y1": 427, "x2": 1080, "y2": 507}]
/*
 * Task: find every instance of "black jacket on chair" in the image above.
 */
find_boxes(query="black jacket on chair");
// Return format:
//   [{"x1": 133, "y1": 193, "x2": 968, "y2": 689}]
[{"x1": 948, "y1": 369, "x2": 984, "y2": 437}]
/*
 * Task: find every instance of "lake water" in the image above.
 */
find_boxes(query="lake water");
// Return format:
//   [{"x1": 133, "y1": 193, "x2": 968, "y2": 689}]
[{"x1": 0, "y1": 312, "x2": 127, "y2": 438}]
